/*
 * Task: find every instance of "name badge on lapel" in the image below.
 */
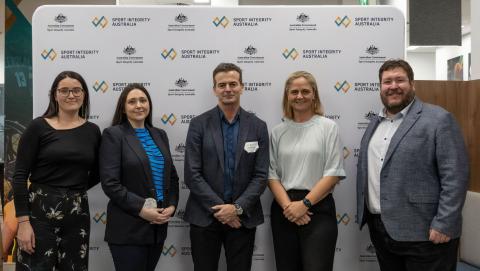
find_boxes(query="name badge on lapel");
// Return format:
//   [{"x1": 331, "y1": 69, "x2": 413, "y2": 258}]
[{"x1": 244, "y1": 141, "x2": 259, "y2": 153}]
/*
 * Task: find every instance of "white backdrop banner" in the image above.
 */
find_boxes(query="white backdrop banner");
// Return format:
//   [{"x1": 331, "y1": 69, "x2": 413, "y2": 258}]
[{"x1": 32, "y1": 5, "x2": 404, "y2": 271}]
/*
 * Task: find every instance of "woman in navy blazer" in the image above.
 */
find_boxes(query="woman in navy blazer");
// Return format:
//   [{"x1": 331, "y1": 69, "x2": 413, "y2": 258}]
[{"x1": 100, "y1": 83, "x2": 179, "y2": 271}]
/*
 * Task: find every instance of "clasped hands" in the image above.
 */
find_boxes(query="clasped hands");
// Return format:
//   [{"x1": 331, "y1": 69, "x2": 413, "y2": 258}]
[
  {"x1": 139, "y1": 206, "x2": 175, "y2": 224},
  {"x1": 212, "y1": 204, "x2": 241, "y2": 229},
  {"x1": 283, "y1": 200, "x2": 312, "y2": 226}
]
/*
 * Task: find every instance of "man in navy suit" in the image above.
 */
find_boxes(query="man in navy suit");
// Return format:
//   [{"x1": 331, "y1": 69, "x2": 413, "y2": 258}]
[
  {"x1": 184, "y1": 63, "x2": 269, "y2": 271},
  {"x1": 357, "y1": 59, "x2": 469, "y2": 271}
]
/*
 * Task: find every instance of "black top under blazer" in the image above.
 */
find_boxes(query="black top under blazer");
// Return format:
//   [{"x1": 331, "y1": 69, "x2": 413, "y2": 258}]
[{"x1": 100, "y1": 121, "x2": 179, "y2": 245}]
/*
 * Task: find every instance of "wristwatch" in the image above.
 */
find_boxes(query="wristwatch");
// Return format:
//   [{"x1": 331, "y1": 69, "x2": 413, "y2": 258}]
[
  {"x1": 302, "y1": 198, "x2": 312, "y2": 209},
  {"x1": 234, "y1": 203, "x2": 243, "y2": 216}
]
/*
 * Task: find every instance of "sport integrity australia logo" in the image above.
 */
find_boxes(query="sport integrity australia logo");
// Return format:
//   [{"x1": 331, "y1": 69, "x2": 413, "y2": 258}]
[
  {"x1": 116, "y1": 45, "x2": 144, "y2": 64},
  {"x1": 335, "y1": 81, "x2": 379, "y2": 94},
  {"x1": 336, "y1": 15, "x2": 395, "y2": 28},
  {"x1": 162, "y1": 244, "x2": 177, "y2": 257},
  {"x1": 359, "y1": 45, "x2": 386, "y2": 64},
  {"x1": 237, "y1": 45, "x2": 264, "y2": 64},
  {"x1": 162, "y1": 48, "x2": 220, "y2": 60},
  {"x1": 161, "y1": 114, "x2": 197, "y2": 126},
  {"x1": 93, "y1": 80, "x2": 109, "y2": 93},
  {"x1": 336, "y1": 213, "x2": 351, "y2": 225},
  {"x1": 168, "y1": 78, "x2": 196, "y2": 96},
  {"x1": 93, "y1": 15, "x2": 151, "y2": 28},
  {"x1": 334, "y1": 81, "x2": 351, "y2": 93},
  {"x1": 213, "y1": 15, "x2": 273, "y2": 28},
  {"x1": 92, "y1": 16, "x2": 108, "y2": 28},
  {"x1": 282, "y1": 48, "x2": 299, "y2": 60},
  {"x1": 47, "y1": 13, "x2": 74, "y2": 32},
  {"x1": 168, "y1": 13, "x2": 195, "y2": 32},
  {"x1": 161, "y1": 48, "x2": 177, "y2": 60},
  {"x1": 283, "y1": 48, "x2": 342, "y2": 61},
  {"x1": 289, "y1": 13, "x2": 318, "y2": 31},
  {"x1": 92, "y1": 212, "x2": 107, "y2": 224},
  {"x1": 161, "y1": 113, "x2": 177, "y2": 125},
  {"x1": 42, "y1": 48, "x2": 99, "y2": 60},
  {"x1": 335, "y1": 15, "x2": 351, "y2": 27},
  {"x1": 213, "y1": 16, "x2": 230, "y2": 28},
  {"x1": 41, "y1": 49, "x2": 57, "y2": 61}
]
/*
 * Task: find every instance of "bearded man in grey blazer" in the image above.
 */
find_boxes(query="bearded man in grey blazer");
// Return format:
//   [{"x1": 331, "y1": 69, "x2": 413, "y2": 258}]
[
  {"x1": 184, "y1": 63, "x2": 269, "y2": 271},
  {"x1": 356, "y1": 59, "x2": 469, "y2": 271}
]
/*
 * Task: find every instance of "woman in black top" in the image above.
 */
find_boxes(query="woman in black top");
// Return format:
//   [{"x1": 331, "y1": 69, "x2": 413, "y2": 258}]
[{"x1": 13, "y1": 71, "x2": 101, "y2": 271}]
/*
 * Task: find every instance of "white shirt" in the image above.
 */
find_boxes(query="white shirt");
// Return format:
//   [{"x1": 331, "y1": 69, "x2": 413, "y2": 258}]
[
  {"x1": 367, "y1": 100, "x2": 414, "y2": 214},
  {"x1": 269, "y1": 115, "x2": 346, "y2": 191}
]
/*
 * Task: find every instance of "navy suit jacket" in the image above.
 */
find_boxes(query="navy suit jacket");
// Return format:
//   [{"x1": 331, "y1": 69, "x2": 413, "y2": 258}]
[
  {"x1": 357, "y1": 98, "x2": 469, "y2": 241},
  {"x1": 100, "y1": 122, "x2": 179, "y2": 244},
  {"x1": 183, "y1": 107, "x2": 269, "y2": 228}
]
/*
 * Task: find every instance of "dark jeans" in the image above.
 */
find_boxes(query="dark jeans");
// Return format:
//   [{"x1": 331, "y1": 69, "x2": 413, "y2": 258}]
[
  {"x1": 367, "y1": 213, "x2": 459, "y2": 271},
  {"x1": 16, "y1": 184, "x2": 90, "y2": 271},
  {"x1": 109, "y1": 244, "x2": 164, "y2": 271},
  {"x1": 271, "y1": 191, "x2": 338, "y2": 271},
  {"x1": 190, "y1": 221, "x2": 256, "y2": 271}
]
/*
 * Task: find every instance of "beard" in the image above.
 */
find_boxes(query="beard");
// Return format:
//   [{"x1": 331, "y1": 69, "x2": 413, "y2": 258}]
[{"x1": 381, "y1": 89, "x2": 415, "y2": 115}]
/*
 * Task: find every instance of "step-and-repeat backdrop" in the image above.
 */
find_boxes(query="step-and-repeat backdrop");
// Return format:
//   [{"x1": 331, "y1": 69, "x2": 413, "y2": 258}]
[{"x1": 32, "y1": 5, "x2": 404, "y2": 270}]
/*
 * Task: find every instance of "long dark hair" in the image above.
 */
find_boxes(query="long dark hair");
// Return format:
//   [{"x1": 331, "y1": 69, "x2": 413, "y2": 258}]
[
  {"x1": 42, "y1": 71, "x2": 90, "y2": 118},
  {"x1": 111, "y1": 83, "x2": 153, "y2": 126}
]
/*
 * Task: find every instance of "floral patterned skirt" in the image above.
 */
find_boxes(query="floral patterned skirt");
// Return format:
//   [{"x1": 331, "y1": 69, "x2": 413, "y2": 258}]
[{"x1": 16, "y1": 183, "x2": 90, "y2": 271}]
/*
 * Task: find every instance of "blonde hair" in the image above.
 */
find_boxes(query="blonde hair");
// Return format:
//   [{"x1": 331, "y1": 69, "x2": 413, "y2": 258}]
[{"x1": 282, "y1": 71, "x2": 324, "y2": 120}]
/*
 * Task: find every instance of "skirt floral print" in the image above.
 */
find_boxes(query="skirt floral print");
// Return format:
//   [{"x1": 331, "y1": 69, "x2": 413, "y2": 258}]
[{"x1": 16, "y1": 184, "x2": 90, "y2": 271}]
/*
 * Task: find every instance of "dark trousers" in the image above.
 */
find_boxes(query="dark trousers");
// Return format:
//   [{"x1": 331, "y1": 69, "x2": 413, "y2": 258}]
[
  {"x1": 367, "y1": 213, "x2": 459, "y2": 271},
  {"x1": 190, "y1": 221, "x2": 256, "y2": 271},
  {"x1": 16, "y1": 184, "x2": 90, "y2": 271},
  {"x1": 271, "y1": 191, "x2": 338, "y2": 271},
  {"x1": 109, "y1": 244, "x2": 163, "y2": 271}
]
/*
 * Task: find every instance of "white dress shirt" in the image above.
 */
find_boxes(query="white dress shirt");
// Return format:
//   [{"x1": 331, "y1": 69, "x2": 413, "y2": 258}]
[{"x1": 367, "y1": 100, "x2": 414, "y2": 214}]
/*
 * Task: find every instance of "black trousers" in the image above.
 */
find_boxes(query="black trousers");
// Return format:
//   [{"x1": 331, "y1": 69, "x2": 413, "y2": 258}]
[
  {"x1": 367, "y1": 213, "x2": 459, "y2": 271},
  {"x1": 271, "y1": 191, "x2": 338, "y2": 271},
  {"x1": 190, "y1": 221, "x2": 256, "y2": 271},
  {"x1": 16, "y1": 184, "x2": 90, "y2": 271},
  {"x1": 109, "y1": 244, "x2": 163, "y2": 271}
]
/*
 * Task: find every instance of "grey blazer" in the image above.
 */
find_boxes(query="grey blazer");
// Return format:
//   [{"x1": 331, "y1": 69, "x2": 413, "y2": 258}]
[
  {"x1": 183, "y1": 107, "x2": 269, "y2": 228},
  {"x1": 356, "y1": 98, "x2": 469, "y2": 241}
]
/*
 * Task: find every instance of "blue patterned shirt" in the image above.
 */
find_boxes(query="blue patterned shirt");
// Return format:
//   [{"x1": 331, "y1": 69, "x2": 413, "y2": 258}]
[{"x1": 135, "y1": 128, "x2": 165, "y2": 201}]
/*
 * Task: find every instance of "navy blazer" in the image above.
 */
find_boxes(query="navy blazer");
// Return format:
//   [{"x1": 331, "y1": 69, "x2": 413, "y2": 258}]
[
  {"x1": 100, "y1": 121, "x2": 179, "y2": 245},
  {"x1": 357, "y1": 98, "x2": 469, "y2": 241},
  {"x1": 183, "y1": 107, "x2": 269, "y2": 228}
]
